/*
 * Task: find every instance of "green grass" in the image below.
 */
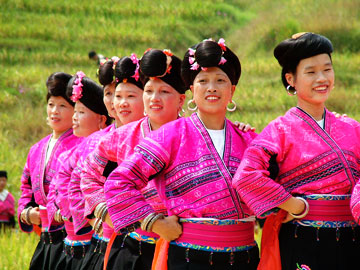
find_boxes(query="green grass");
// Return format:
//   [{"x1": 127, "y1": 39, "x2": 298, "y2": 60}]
[{"x1": 1, "y1": 0, "x2": 360, "y2": 268}]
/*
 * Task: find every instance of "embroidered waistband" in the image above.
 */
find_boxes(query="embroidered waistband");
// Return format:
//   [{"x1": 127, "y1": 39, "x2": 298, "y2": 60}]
[
  {"x1": 64, "y1": 238, "x2": 92, "y2": 247},
  {"x1": 173, "y1": 218, "x2": 255, "y2": 251},
  {"x1": 292, "y1": 194, "x2": 357, "y2": 228},
  {"x1": 128, "y1": 231, "x2": 158, "y2": 244}
]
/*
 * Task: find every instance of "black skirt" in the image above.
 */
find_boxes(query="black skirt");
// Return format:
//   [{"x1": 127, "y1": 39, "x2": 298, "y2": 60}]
[
  {"x1": 167, "y1": 244, "x2": 259, "y2": 270},
  {"x1": 29, "y1": 229, "x2": 66, "y2": 270},
  {"x1": 80, "y1": 236, "x2": 108, "y2": 270},
  {"x1": 55, "y1": 243, "x2": 90, "y2": 270},
  {"x1": 106, "y1": 235, "x2": 155, "y2": 270},
  {"x1": 279, "y1": 223, "x2": 360, "y2": 270}
]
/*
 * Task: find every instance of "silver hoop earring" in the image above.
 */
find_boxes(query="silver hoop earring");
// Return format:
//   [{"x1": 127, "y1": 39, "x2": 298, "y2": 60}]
[
  {"x1": 286, "y1": 85, "x2": 297, "y2": 95},
  {"x1": 178, "y1": 108, "x2": 186, "y2": 118},
  {"x1": 227, "y1": 100, "x2": 237, "y2": 112},
  {"x1": 143, "y1": 110, "x2": 147, "y2": 116},
  {"x1": 187, "y1": 99, "x2": 197, "y2": 111}
]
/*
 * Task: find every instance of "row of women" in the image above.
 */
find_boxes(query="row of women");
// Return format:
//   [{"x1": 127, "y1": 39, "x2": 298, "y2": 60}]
[{"x1": 17, "y1": 32, "x2": 360, "y2": 270}]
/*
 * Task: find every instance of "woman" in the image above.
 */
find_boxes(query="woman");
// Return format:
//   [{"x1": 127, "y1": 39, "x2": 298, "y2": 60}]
[
  {"x1": 104, "y1": 38, "x2": 259, "y2": 270},
  {"x1": 46, "y1": 71, "x2": 111, "y2": 270},
  {"x1": 233, "y1": 32, "x2": 360, "y2": 270},
  {"x1": 0, "y1": 170, "x2": 15, "y2": 230},
  {"x1": 81, "y1": 49, "x2": 186, "y2": 269},
  {"x1": 18, "y1": 72, "x2": 82, "y2": 270}
]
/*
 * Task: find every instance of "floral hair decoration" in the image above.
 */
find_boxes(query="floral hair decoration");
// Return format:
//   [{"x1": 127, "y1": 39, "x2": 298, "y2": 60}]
[
  {"x1": 71, "y1": 71, "x2": 86, "y2": 102},
  {"x1": 189, "y1": 38, "x2": 227, "y2": 71},
  {"x1": 111, "y1": 56, "x2": 120, "y2": 71},
  {"x1": 130, "y1": 53, "x2": 140, "y2": 82}
]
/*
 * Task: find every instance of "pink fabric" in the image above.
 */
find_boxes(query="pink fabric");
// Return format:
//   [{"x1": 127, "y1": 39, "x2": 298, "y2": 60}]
[
  {"x1": 177, "y1": 222, "x2": 254, "y2": 248},
  {"x1": 81, "y1": 117, "x2": 153, "y2": 217},
  {"x1": 303, "y1": 198, "x2": 353, "y2": 222},
  {"x1": 103, "y1": 223, "x2": 114, "y2": 239},
  {"x1": 105, "y1": 113, "x2": 257, "y2": 232},
  {"x1": 233, "y1": 107, "x2": 360, "y2": 217},
  {"x1": 47, "y1": 147, "x2": 78, "y2": 225},
  {"x1": 39, "y1": 208, "x2": 49, "y2": 231},
  {"x1": 64, "y1": 220, "x2": 93, "y2": 242},
  {"x1": 352, "y1": 185, "x2": 360, "y2": 223},
  {"x1": 18, "y1": 129, "x2": 82, "y2": 232},
  {"x1": 68, "y1": 124, "x2": 115, "y2": 234},
  {"x1": 0, "y1": 191, "x2": 15, "y2": 221}
]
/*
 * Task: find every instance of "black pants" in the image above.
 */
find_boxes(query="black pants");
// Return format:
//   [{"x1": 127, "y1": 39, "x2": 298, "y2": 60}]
[
  {"x1": 81, "y1": 236, "x2": 108, "y2": 270},
  {"x1": 29, "y1": 229, "x2": 66, "y2": 270},
  {"x1": 279, "y1": 223, "x2": 360, "y2": 270},
  {"x1": 106, "y1": 235, "x2": 155, "y2": 270},
  {"x1": 167, "y1": 244, "x2": 259, "y2": 270},
  {"x1": 55, "y1": 243, "x2": 90, "y2": 270}
]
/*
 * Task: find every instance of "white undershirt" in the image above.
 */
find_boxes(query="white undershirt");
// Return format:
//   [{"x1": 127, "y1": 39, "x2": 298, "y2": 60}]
[
  {"x1": 45, "y1": 137, "x2": 58, "y2": 165},
  {"x1": 0, "y1": 190, "x2": 9, "y2": 201},
  {"x1": 317, "y1": 118, "x2": 325, "y2": 129},
  {"x1": 206, "y1": 128, "x2": 225, "y2": 157}
]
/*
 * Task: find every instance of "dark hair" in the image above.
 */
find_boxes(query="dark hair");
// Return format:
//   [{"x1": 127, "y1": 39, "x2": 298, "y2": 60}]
[
  {"x1": 46, "y1": 72, "x2": 74, "y2": 106},
  {"x1": 181, "y1": 40, "x2": 241, "y2": 89},
  {"x1": 66, "y1": 74, "x2": 112, "y2": 125},
  {"x1": 0, "y1": 170, "x2": 7, "y2": 178},
  {"x1": 274, "y1": 32, "x2": 333, "y2": 89},
  {"x1": 98, "y1": 59, "x2": 116, "y2": 86},
  {"x1": 114, "y1": 56, "x2": 143, "y2": 90},
  {"x1": 140, "y1": 49, "x2": 186, "y2": 94},
  {"x1": 88, "y1": 51, "x2": 96, "y2": 59}
]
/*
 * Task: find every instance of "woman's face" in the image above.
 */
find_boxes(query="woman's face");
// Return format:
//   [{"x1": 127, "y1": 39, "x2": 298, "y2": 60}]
[
  {"x1": 103, "y1": 82, "x2": 118, "y2": 120},
  {"x1": 72, "y1": 101, "x2": 103, "y2": 137},
  {"x1": 47, "y1": 96, "x2": 74, "y2": 136},
  {"x1": 0, "y1": 177, "x2": 6, "y2": 192},
  {"x1": 143, "y1": 79, "x2": 185, "y2": 130},
  {"x1": 191, "y1": 67, "x2": 235, "y2": 118},
  {"x1": 286, "y1": 53, "x2": 334, "y2": 108},
  {"x1": 113, "y1": 82, "x2": 144, "y2": 125}
]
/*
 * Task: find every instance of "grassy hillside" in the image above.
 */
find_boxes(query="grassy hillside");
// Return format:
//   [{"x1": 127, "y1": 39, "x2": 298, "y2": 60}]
[{"x1": 1, "y1": 0, "x2": 360, "y2": 268}]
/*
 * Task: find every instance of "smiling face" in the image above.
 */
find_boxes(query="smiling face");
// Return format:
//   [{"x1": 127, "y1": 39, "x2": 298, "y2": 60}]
[
  {"x1": 47, "y1": 96, "x2": 74, "y2": 138},
  {"x1": 113, "y1": 82, "x2": 144, "y2": 125},
  {"x1": 191, "y1": 67, "x2": 235, "y2": 126},
  {"x1": 103, "y1": 82, "x2": 117, "y2": 119},
  {"x1": 286, "y1": 53, "x2": 334, "y2": 110},
  {"x1": 143, "y1": 79, "x2": 185, "y2": 130},
  {"x1": 72, "y1": 101, "x2": 103, "y2": 137}
]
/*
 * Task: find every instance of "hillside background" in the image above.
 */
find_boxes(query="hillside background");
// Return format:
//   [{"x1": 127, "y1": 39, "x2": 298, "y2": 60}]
[{"x1": 1, "y1": 0, "x2": 360, "y2": 268}]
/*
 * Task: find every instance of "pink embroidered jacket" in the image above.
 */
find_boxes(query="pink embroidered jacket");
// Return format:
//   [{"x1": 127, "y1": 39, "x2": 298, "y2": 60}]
[
  {"x1": 18, "y1": 129, "x2": 82, "y2": 232},
  {"x1": 81, "y1": 117, "x2": 166, "y2": 218},
  {"x1": 0, "y1": 190, "x2": 15, "y2": 222},
  {"x1": 104, "y1": 113, "x2": 257, "y2": 232},
  {"x1": 68, "y1": 124, "x2": 115, "y2": 234},
  {"x1": 233, "y1": 107, "x2": 360, "y2": 217}
]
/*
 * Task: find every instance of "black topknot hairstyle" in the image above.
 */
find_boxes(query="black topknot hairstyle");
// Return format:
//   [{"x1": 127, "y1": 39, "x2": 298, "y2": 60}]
[
  {"x1": 114, "y1": 56, "x2": 143, "y2": 90},
  {"x1": 66, "y1": 73, "x2": 112, "y2": 125},
  {"x1": 46, "y1": 72, "x2": 74, "y2": 106},
  {"x1": 139, "y1": 49, "x2": 186, "y2": 94},
  {"x1": 181, "y1": 39, "x2": 241, "y2": 89},
  {"x1": 98, "y1": 59, "x2": 117, "y2": 87},
  {"x1": 274, "y1": 32, "x2": 333, "y2": 89}
]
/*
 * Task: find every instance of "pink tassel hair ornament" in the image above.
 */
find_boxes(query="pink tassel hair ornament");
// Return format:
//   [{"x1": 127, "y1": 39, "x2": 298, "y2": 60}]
[{"x1": 71, "y1": 71, "x2": 86, "y2": 102}]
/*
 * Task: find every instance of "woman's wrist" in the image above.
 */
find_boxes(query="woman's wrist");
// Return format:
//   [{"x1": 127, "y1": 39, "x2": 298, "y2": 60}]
[{"x1": 289, "y1": 197, "x2": 309, "y2": 219}]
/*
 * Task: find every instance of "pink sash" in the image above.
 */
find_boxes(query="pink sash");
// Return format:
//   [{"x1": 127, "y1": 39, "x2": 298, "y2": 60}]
[
  {"x1": 176, "y1": 221, "x2": 254, "y2": 248},
  {"x1": 64, "y1": 220, "x2": 93, "y2": 242}
]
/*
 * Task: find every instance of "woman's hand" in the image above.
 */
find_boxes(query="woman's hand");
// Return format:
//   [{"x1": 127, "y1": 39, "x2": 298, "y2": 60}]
[
  {"x1": 151, "y1": 215, "x2": 182, "y2": 242},
  {"x1": 29, "y1": 207, "x2": 41, "y2": 225},
  {"x1": 234, "y1": 121, "x2": 256, "y2": 132},
  {"x1": 278, "y1": 197, "x2": 307, "y2": 223}
]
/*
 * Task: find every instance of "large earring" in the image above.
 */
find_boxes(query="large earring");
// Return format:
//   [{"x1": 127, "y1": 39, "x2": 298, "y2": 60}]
[
  {"x1": 187, "y1": 99, "x2": 197, "y2": 111},
  {"x1": 286, "y1": 85, "x2": 297, "y2": 95},
  {"x1": 178, "y1": 108, "x2": 186, "y2": 118},
  {"x1": 144, "y1": 110, "x2": 147, "y2": 116},
  {"x1": 227, "y1": 100, "x2": 237, "y2": 112}
]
